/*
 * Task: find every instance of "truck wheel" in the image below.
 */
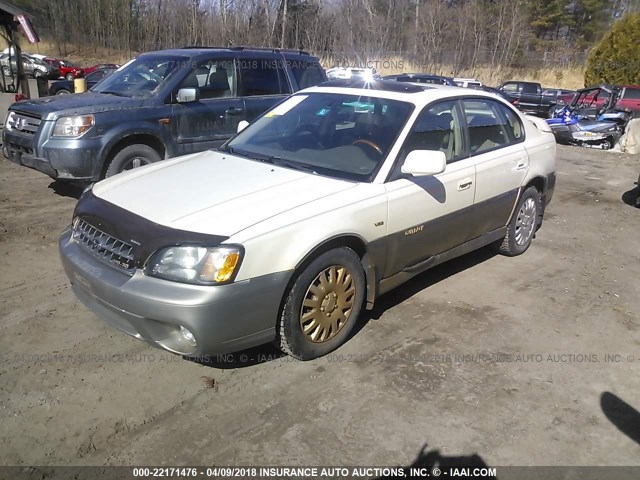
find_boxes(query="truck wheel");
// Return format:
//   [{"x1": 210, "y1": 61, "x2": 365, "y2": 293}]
[
  {"x1": 278, "y1": 247, "x2": 366, "y2": 360},
  {"x1": 105, "y1": 144, "x2": 162, "y2": 178},
  {"x1": 65, "y1": 73, "x2": 74, "y2": 81},
  {"x1": 494, "y1": 187, "x2": 541, "y2": 257}
]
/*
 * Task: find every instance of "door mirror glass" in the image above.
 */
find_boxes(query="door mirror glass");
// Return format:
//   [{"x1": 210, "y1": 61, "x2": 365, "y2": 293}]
[
  {"x1": 176, "y1": 87, "x2": 199, "y2": 103},
  {"x1": 237, "y1": 120, "x2": 249, "y2": 133},
  {"x1": 401, "y1": 150, "x2": 446, "y2": 177}
]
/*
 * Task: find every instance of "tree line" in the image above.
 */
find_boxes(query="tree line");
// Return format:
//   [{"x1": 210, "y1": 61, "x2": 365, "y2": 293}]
[{"x1": 12, "y1": 0, "x2": 640, "y2": 73}]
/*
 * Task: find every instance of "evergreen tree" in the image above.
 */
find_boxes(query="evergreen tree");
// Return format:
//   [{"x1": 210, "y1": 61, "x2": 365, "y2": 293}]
[{"x1": 584, "y1": 12, "x2": 640, "y2": 85}]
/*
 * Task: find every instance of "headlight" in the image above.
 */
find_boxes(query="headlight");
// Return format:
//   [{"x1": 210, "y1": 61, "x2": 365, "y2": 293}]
[
  {"x1": 52, "y1": 115, "x2": 94, "y2": 138},
  {"x1": 5, "y1": 111, "x2": 15, "y2": 130},
  {"x1": 144, "y1": 245, "x2": 242, "y2": 285}
]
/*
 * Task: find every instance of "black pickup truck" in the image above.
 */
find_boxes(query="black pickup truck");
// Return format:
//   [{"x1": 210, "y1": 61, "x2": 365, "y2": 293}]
[
  {"x1": 3, "y1": 47, "x2": 326, "y2": 181},
  {"x1": 497, "y1": 81, "x2": 559, "y2": 117}
]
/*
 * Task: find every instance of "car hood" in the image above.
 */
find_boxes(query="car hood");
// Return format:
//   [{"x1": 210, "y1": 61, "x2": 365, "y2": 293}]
[
  {"x1": 92, "y1": 151, "x2": 357, "y2": 237},
  {"x1": 10, "y1": 92, "x2": 143, "y2": 119}
]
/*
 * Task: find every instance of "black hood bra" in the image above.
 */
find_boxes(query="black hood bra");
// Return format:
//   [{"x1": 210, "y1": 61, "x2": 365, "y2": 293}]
[{"x1": 73, "y1": 190, "x2": 229, "y2": 268}]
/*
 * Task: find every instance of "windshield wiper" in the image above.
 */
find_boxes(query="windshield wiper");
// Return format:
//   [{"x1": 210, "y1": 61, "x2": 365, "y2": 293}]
[
  {"x1": 222, "y1": 147, "x2": 316, "y2": 174},
  {"x1": 98, "y1": 90, "x2": 130, "y2": 97},
  {"x1": 265, "y1": 156, "x2": 317, "y2": 174}
]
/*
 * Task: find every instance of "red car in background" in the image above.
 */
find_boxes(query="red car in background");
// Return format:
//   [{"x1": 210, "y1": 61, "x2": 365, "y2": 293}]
[
  {"x1": 39, "y1": 57, "x2": 84, "y2": 81},
  {"x1": 617, "y1": 86, "x2": 640, "y2": 112},
  {"x1": 83, "y1": 63, "x2": 120, "y2": 75}
]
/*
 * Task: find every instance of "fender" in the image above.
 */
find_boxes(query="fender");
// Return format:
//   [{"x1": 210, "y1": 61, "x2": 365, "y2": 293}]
[{"x1": 97, "y1": 123, "x2": 173, "y2": 178}]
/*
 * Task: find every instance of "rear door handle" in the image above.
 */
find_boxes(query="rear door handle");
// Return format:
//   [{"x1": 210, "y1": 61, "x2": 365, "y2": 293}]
[
  {"x1": 516, "y1": 157, "x2": 528, "y2": 170},
  {"x1": 457, "y1": 179, "x2": 473, "y2": 191}
]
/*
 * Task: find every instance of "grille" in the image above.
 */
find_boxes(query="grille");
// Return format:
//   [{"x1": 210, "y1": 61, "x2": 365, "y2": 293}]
[
  {"x1": 73, "y1": 219, "x2": 136, "y2": 274},
  {"x1": 6, "y1": 111, "x2": 42, "y2": 136}
]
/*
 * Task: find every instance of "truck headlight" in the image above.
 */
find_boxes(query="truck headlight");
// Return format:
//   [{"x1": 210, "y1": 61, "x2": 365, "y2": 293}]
[
  {"x1": 52, "y1": 114, "x2": 94, "y2": 138},
  {"x1": 144, "y1": 246, "x2": 242, "y2": 285},
  {"x1": 4, "y1": 111, "x2": 15, "y2": 130}
]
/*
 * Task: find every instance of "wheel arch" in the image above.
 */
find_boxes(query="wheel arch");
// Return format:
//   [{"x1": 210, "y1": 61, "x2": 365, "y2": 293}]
[
  {"x1": 100, "y1": 133, "x2": 167, "y2": 179},
  {"x1": 284, "y1": 234, "x2": 377, "y2": 312},
  {"x1": 511, "y1": 176, "x2": 547, "y2": 229},
  {"x1": 524, "y1": 175, "x2": 545, "y2": 195}
]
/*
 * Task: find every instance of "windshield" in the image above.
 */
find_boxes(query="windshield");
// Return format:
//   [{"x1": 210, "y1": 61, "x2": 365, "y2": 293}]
[
  {"x1": 226, "y1": 93, "x2": 414, "y2": 181},
  {"x1": 92, "y1": 55, "x2": 185, "y2": 98}
]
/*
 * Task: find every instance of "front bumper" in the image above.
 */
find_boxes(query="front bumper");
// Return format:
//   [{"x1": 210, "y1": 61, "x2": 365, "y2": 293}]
[
  {"x1": 59, "y1": 227, "x2": 291, "y2": 355},
  {"x1": 3, "y1": 126, "x2": 102, "y2": 181}
]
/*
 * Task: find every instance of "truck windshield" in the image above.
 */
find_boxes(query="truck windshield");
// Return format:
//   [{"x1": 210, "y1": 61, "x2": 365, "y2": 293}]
[{"x1": 92, "y1": 55, "x2": 185, "y2": 98}]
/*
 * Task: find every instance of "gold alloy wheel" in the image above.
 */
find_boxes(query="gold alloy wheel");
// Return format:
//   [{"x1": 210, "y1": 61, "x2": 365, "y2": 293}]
[{"x1": 300, "y1": 265, "x2": 356, "y2": 343}]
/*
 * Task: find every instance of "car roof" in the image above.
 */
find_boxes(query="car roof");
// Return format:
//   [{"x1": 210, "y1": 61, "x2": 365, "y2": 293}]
[
  {"x1": 305, "y1": 79, "x2": 508, "y2": 107},
  {"x1": 141, "y1": 46, "x2": 319, "y2": 60}
]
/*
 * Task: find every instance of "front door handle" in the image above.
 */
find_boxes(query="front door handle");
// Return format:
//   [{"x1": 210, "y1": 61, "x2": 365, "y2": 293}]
[
  {"x1": 457, "y1": 179, "x2": 473, "y2": 191},
  {"x1": 225, "y1": 107, "x2": 243, "y2": 115}
]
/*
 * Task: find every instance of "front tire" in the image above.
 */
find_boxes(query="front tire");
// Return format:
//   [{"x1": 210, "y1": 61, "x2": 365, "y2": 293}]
[
  {"x1": 495, "y1": 186, "x2": 542, "y2": 256},
  {"x1": 278, "y1": 247, "x2": 366, "y2": 360},
  {"x1": 104, "y1": 144, "x2": 162, "y2": 178}
]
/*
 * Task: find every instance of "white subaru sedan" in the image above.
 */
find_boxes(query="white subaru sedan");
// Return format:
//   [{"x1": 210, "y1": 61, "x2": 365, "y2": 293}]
[{"x1": 59, "y1": 80, "x2": 556, "y2": 360}]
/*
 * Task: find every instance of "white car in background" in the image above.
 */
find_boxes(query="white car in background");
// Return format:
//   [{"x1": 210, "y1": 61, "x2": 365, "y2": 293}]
[
  {"x1": 60, "y1": 79, "x2": 556, "y2": 360},
  {"x1": 326, "y1": 66, "x2": 377, "y2": 81},
  {"x1": 454, "y1": 77, "x2": 483, "y2": 88}
]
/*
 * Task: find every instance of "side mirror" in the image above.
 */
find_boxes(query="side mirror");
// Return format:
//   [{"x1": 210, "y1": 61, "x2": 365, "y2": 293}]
[
  {"x1": 176, "y1": 87, "x2": 199, "y2": 103},
  {"x1": 401, "y1": 150, "x2": 446, "y2": 177},
  {"x1": 237, "y1": 120, "x2": 249, "y2": 133}
]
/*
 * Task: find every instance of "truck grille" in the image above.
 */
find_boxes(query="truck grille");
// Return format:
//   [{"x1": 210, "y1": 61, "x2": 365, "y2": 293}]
[
  {"x1": 73, "y1": 219, "x2": 136, "y2": 274},
  {"x1": 6, "y1": 111, "x2": 42, "y2": 136}
]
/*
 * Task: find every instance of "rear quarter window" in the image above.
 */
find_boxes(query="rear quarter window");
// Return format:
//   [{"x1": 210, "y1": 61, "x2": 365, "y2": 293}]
[{"x1": 289, "y1": 60, "x2": 326, "y2": 90}]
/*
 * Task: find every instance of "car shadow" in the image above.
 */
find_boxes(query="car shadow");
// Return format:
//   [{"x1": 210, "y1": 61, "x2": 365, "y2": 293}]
[
  {"x1": 600, "y1": 391, "x2": 640, "y2": 445},
  {"x1": 621, "y1": 186, "x2": 639, "y2": 208},
  {"x1": 374, "y1": 443, "x2": 496, "y2": 479},
  {"x1": 195, "y1": 246, "x2": 497, "y2": 370},
  {"x1": 48, "y1": 180, "x2": 83, "y2": 199}
]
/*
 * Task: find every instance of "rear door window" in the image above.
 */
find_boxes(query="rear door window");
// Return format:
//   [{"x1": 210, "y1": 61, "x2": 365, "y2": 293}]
[
  {"x1": 521, "y1": 83, "x2": 539, "y2": 95},
  {"x1": 623, "y1": 88, "x2": 640, "y2": 100},
  {"x1": 239, "y1": 58, "x2": 291, "y2": 96},
  {"x1": 463, "y1": 99, "x2": 514, "y2": 154}
]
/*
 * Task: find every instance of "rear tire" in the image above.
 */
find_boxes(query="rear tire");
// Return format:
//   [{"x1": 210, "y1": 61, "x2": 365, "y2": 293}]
[
  {"x1": 104, "y1": 144, "x2": 162, "y2": 178},
  {"x1": 33, "y1": 70, "x2": 43, "y2": 79},
  {"x1": 278, "y1": 247, "x2": 366, "y2": 360},
  {"x1": 65, "y1": 73, "x2": 74, "y2": 81},
  {"x1": 55, "y1": 89, "x2": 70, "y2": 95},
  {"x1": 494, "y1": 187, "x2": 542, "y2": 257}
]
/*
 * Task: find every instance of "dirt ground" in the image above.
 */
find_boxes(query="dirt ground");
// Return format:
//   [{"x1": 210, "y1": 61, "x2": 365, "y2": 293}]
[{"x1": 0, "y1": 145, "x2": 639, "y2": 469}]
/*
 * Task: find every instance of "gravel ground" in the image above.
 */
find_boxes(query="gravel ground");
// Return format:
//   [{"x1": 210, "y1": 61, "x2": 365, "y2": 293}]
[{"x1": 0, "y1": 145, "x2": 639, "y2": 469}]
